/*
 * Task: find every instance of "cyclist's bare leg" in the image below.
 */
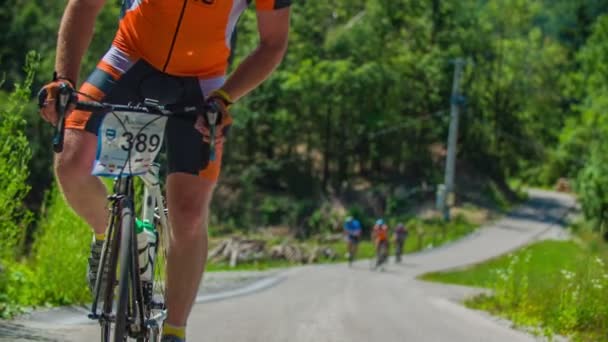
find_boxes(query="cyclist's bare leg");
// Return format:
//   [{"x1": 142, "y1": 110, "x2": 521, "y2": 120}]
[
  {"x1": 54, "y1": 129, "x2": 109, "y2": 234},
  {"x1": 165, "y1": 173, "x2": 213, "y2": 326}
]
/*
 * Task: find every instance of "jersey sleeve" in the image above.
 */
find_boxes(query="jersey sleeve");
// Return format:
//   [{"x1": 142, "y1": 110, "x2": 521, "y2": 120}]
[{"x1": 256, "y1": 0, "x2": 291, "y2": 11}]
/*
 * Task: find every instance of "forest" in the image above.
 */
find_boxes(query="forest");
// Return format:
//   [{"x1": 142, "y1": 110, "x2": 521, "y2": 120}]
[{"x1": 0, "y1": 0, "x2": 607, "y2": 317}]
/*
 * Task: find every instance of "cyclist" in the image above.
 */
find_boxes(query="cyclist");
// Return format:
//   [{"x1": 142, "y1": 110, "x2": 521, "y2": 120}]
[
  {"x1": 372, "y1": 218, "x2": 389, "y2": 269},
  {"x1": 38, "y1": 1, "x2": 291, "y2": 341},
  {"x1": 343, "y1": 216, "x2": 362, "y2": 265},
  {"x1": 394, "y1": 222, "x2": 408, "y2": 263}
]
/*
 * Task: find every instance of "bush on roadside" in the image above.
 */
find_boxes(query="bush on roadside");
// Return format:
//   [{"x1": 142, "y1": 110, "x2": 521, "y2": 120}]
[
  {"x1": 576, "y1": 144, "x2": 608, "y2": 232},
  {"x1": 0, "y1": 51, "x2": 37, "y2": 260},
  {"x1": 0, "y1": 52, "x2": 37, "y2": 318},
  {"x1": 0, "y1": 184, "x2": 98, "y2": 317},
  {"x1": 29, "y1": 186, "x2": 92, "y2": 306}
]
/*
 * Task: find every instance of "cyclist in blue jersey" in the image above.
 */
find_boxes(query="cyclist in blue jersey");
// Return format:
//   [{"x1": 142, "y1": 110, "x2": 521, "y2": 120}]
[{"x1": 344, "y1": 216, "x2": 362, "y2": 266}]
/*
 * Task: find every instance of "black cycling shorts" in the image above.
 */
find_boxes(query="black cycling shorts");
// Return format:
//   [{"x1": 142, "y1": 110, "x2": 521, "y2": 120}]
[{"x1": 66, "y1": 58, "x2": 223, "y2": 181}]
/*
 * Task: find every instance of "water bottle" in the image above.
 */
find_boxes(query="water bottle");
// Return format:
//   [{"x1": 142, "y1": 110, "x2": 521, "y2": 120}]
[{"x1": 136, "y1": 218, "x2": 157, "y2": 282}]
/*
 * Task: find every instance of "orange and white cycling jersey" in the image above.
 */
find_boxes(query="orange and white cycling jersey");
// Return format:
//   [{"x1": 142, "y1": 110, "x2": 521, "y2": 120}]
[
  {"x1": 65, "y1": 0, "x2": 291, "y2": 182},
  {"x1": 374, "y1": 225, "x2": 389, "y2": 242},
  {"x1": 114, "y1": 0, "x2": 291, "y2": 78}
]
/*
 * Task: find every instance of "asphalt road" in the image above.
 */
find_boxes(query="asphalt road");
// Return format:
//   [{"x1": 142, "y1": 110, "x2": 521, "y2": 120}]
[{"x1": 5, "y1": 190, "x2": 575, "y2": 342}]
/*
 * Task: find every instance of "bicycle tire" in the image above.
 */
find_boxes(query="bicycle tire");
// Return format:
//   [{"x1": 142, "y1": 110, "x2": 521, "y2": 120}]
[
  {"x1": 146, "y1": 218, "x2": 168, "y2": 342},
  {"x1": 99, "y1": 208, "x2": 122, "y2": 342},
  {"x1": 101, "y1": 324, "x2": 111, "y2": 342},
  {"x1": 114, "y1": 205, "x2": 135, "y2": 342}
]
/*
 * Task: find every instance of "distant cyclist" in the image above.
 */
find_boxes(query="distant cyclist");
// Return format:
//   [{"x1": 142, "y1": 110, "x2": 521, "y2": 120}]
[
  {"x1": 394, "y1": 222, "x2": 408, "y2": 263},
  {"x1": 343, "y1": 216, "x2": 362, "y2": 266},
  {"x1": 372, "y1": 219, "x2": 389, "y2": 269}
]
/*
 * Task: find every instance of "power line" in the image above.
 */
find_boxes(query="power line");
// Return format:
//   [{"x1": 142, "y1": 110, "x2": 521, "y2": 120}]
[{"x1": 367, "y1": 109, "x2": 448, "y2": 140}]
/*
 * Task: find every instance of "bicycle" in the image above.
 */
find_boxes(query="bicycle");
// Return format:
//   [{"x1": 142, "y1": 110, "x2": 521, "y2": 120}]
[
  {"x1": 373, "y1": 240, "x2": 389, "y2": 271},
  {"x1": 50, "y1": 84, "x2": 217, "y2": 341},
  {"x1": 346, "y1": 235, "x2": 359, "y2": 267},
  {"x1": 395, "y1": 239, "x2": 404, "y2": 263}
]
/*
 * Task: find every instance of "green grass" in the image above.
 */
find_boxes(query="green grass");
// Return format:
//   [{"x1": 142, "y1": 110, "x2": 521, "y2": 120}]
[
  {"x1": 421, "y1": 239, "x2": 608, "y2": 341},
  {"x1": 30, "y1": 186, "x2": 92, "y2": 306},
  {"x1": 421, "y1": 240, "x2": 582, "y2": 287},
  {"x1": 0, "y1": 186, "x2": 92, "y2": 318}
]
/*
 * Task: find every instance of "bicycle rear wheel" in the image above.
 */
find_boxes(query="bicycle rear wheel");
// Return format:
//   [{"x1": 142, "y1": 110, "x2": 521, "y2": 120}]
[
  {"x1": 114, "y1": 205, "x2": 135, "y2": 342},
  {"x1": 140, "y1": 216, "x2": 168, "y2": 342}
]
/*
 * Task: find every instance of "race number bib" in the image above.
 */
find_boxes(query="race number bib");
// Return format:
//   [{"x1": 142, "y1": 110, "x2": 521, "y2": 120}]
[{"x1": 92, "y1": 111, "x2": 167, "y2": 177}]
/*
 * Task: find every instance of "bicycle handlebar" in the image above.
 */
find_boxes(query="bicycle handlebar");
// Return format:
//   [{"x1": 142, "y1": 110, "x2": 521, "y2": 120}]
[{"x1": 52, "y1": 88, "x2": 219, "y2": 158}]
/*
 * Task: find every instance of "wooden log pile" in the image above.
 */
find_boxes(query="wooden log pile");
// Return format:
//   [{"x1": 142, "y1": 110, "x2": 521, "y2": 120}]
[
  {"x1": 269, "y1": 244, "x2": 304, "y2": 263},
  {"x1": 209, "y1": 237, "x2": 267, "y2": 267},
  {"x1": 209, "y1": 237, "x2": 336, "y2": 267}
]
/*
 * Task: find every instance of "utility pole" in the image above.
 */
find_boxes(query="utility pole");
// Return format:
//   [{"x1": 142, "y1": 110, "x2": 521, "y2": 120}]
[{"x1": 441, "y1": 58, "x2": 466, "y2": 221}]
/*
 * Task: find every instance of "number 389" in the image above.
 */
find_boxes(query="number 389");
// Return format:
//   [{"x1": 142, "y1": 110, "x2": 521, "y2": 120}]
[{"x1": 121, "y1": 132, "x2": 161, "y2": 153}]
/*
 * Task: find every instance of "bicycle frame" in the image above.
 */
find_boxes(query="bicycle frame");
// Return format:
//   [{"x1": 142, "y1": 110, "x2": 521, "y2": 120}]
[
  {"x1": 89, "y1": 163, "x2": 170, "y2": 341},
  {"x1": 49, "y1": 93, "x2": 203, "y2": 341}
]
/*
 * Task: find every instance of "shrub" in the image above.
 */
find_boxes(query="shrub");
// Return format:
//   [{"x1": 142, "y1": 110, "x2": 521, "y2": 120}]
[
  {"x1": 30, "y1": 185, "x2": 92, "y2": 306},
  {"x1": 0, "y1": 51, "x2": 37, "y2": 259},
  {"x1": 577, "y1": 145, "x2": 608, "y2": 231},
  {"x1": 0, "y1": 52, "x2": 37, "y2": 317}
]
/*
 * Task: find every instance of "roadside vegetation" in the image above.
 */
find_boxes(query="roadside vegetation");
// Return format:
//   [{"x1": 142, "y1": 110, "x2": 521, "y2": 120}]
[
  {"x1": 207, "y1": 212, "x2": 480, "y2": 271},
  {"x1": 422, "y1": 223, "x2": 608, "y2": 341}
]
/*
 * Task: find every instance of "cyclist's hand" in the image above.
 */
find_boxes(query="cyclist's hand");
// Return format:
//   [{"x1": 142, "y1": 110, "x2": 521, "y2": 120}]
[
  {"x1": 195, "y1": 90, "x2": 234, "y2": 145},
  {"x1": 37, "y1": 79, "x2": 77, "y2": 126}
]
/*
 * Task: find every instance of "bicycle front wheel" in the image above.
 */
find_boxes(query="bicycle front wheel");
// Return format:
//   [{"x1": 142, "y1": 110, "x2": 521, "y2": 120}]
[{"x1": 114, "y1": 204, "x2": 135, "y2": 342}]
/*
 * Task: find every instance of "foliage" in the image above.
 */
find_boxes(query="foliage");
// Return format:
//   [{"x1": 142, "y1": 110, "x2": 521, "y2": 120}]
[
  {"x1": 306, "y1": 203, "x2": 342, "y2": 237},
  {"x1": 28, "y1": 186, "x2": 92, "y2": 306},
  {"x1": 423, "y1": 239, "x2": 608, "y2": 340},
  {"x1": 577, "y1": 147, "x2": 608, "y2": 230},
  {"x1": 0, "y1": 262, "x2": 37, "y2": 318},
  {"x1": 0, "y1": 51, "x2": 37, "y2": 258},
  {"x1": 549, "y1": 15, "x2": 608, "y2": 231},
  {"x1": 0, "y1": 185, "x2": 92, "y2": 318}
]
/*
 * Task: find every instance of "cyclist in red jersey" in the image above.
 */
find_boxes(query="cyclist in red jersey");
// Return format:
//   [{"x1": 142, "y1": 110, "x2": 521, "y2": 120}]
[
  {"x1": 38, "y1": 1, "x2": 290, "y2": 341},
  {"x1": 372, "y1": 219, "x2": 390, "y2": 269}
]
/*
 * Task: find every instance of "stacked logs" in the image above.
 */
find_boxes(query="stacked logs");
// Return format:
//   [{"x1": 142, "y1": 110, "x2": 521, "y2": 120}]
[{"x1": 208, "y1": 237, "x2": 336, "y2": 267}]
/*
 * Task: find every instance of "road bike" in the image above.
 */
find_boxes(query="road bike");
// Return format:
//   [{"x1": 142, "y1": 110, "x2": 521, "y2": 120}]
[
  {"x1": 395, "y1": 237, "x2": 405, "y2": 263},
  {"x1": 50, "y1": 85, "x2": 217, "y2": 341},
  {"x1": 372, "y1": 240, "x2": 389, "y2": 271},
  {"x1": 346, "y1": 235, "x2": 360, "y2": 267}
]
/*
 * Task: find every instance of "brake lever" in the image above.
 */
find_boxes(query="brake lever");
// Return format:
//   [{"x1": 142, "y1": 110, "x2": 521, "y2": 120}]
[{"x1": 52, "y1": 84, "x2": 73, "y2": 153}]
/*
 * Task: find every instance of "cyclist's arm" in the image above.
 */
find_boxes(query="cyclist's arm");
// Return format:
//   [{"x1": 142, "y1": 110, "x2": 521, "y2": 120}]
[
  {"x1": 55, "y1": 0, "x2": 107, "y2": 85},
  {"x1": 221, "y1": 7, "x2": 290, "y2": 102}
]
